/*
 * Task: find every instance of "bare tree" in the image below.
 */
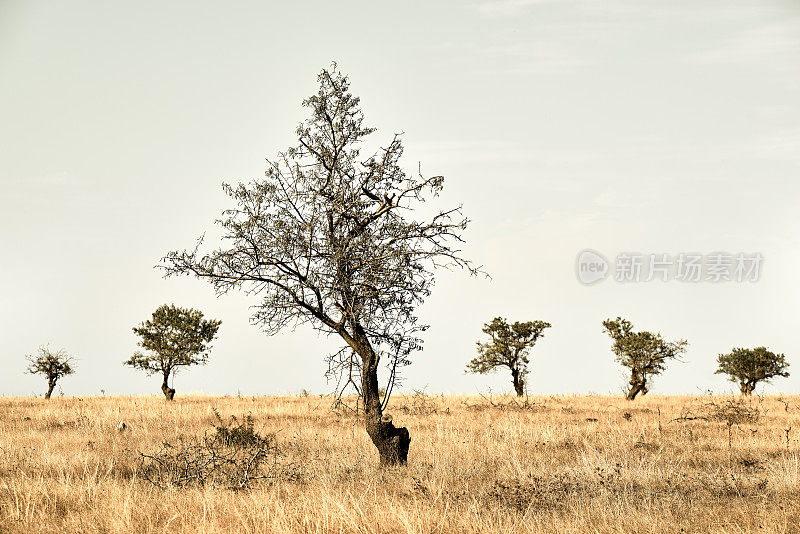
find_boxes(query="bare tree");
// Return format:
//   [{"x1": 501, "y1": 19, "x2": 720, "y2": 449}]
[
  {"x1": 26, "y1": 345, "x2": 75, "y2": 399},
  {"x1": 162, "y1": 65, "x2": 480, "y2": 465},
  {"x1": 466, "y1": 317, "x2": 551, "y2": 396}
]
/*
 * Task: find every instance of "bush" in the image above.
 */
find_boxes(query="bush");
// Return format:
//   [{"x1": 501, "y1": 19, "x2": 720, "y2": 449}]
[{"x1": 139, "y1": 411, "x2": 300, "y2": 489}]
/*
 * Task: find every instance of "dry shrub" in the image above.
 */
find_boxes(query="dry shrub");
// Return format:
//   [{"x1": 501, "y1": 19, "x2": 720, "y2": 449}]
[
  {"x1": 489, "y1": 474, "x2": 590, "y2": 511},
  {"x1": 397, "y1": 390, "x2": 441, "y2": 416},
  {"x1": 461, "y1": 392, "x2": 541, "y2": 413},
  {"x1": 735, "y1": 453, "x2": 764, "y2": 471},
  {"x1": 677, "y1": 397, "x2": 761, "y2": 426},
  {"x1": 632, "y1": 439, "x2": 661, "y2": 452},
  {"x1": 676, "y1": 397, "x2": 762, "y2": 449},
  {"x1": 139, "y1": 412, "x2": 300, "y2": 489}
]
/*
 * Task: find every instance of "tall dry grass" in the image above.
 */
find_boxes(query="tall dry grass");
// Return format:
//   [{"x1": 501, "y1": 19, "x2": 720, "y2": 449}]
[{"x1": 0, "y1": 393, "x2": 798, "y2": 533}]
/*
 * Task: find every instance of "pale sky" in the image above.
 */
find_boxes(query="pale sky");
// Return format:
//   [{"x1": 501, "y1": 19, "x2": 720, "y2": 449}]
[{"x1": 2, "y1": 0, "x2": 799, "y2": 398}]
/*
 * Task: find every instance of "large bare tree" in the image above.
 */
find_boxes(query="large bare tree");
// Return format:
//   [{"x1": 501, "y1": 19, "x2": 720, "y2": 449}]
[{"x1": 163, "y1": 65, "x2": 479, "y2": 465}]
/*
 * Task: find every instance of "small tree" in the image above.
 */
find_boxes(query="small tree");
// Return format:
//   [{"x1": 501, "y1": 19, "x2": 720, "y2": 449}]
[
  {"x1": 124, "y1": 304, "x2": 221, "y2": 400},
  {"x1": 162, "y1": 65, "x2": 479, "y2": 465},
  {"x1": 26, "y1": 345, "x2": 75, "y2": 399},
  {"x1": 602, "y1": 317, "x2": 687, "y2": 400},
  {"x1": 466, "y1": 317, "x2": 551, "y2": 396},
  {"x1": 716, "y1": 347, "x2": 789, "y2": 395}
]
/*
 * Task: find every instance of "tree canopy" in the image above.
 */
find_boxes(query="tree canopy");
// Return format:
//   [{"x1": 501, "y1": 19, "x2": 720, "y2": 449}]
[
  {"x1": 26, "y1": 345, "x2": 75, "y2": 399},
  {"x1": 716, "y1": 347, "x2": 789, "y2": 395},
  {"x1": 602, "y1": 317, "x2": 687, "y2": 400},
  {"x1": 124, "y1": 304, "x2": 221, "y2": 400},
  {"x1": 466, "y1": 317, "x2": 551, "y2": 396}
]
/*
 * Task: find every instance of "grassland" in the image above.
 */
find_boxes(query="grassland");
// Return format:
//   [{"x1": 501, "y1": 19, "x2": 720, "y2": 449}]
[{"x1": 0, "y1": 393, "x2": 798, "y2": 533}]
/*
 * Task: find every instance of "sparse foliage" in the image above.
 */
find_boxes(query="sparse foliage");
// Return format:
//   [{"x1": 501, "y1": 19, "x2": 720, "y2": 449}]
[
  {"x1": 162, "y1": 65, "x2": 479, "y2": 465},
  {"x1": 715, "y1": 347, "x2": 789, "y2": 395},
  {"x1": 602, "y1": 317, "x2": 687, "y2": 400},
  {"x1": 124, "y1": 304, "x2": 221, "y2": 400},
  {"x1": 25, "y1": 345, "x2": 75, "y2": 399},
  {"x1": 466, "y1": 317, "x2": 551, "y2": 396}
]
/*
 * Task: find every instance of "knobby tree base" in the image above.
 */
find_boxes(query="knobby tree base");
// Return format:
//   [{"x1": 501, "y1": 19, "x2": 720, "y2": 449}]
[
  {"x1": 162, "y1": 382, "x2": 176, "y2": 401},
  {"x1": 367, "y1": 419, "x2": 411, "y2": 466},
  {"x1": 626, "y1": 381, "x2": 649, "y2": 401},
  {"x1": 357, "y1": 338, "x2": 411, "y2": 466}
]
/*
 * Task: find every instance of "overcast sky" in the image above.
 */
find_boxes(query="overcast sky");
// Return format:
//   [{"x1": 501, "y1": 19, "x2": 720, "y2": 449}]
[{"x1": 1, "y1": 0, "x2": 799, "y2": 398}]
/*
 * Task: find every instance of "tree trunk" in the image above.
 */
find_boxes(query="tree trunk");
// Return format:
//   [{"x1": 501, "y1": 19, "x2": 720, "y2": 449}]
[
  {"x1": 355, "y1": 332, "x2": 410, "y2": 466},
  {"x1": 45, "y1": 380, "x2": 55, "y2": 400},
  {"x1": 626, "y1": 380, "x2": 646, "y2": 401},
  {"x1": 511, "y1": 369, "x2": 524, "y2": 397},
  {"x1": 161, "y1": 375, "x2": 176, "y2": 401},
  {"x1": 740, "y1": 381, "x2": 755, "y2": 396}
]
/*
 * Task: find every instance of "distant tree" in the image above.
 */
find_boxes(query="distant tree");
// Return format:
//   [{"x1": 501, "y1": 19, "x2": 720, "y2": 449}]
[
  {"x1": 162, "y1": 65, "x2": 480, "y2": 465},
  {"x1": 716, "y1": 347, "x2": 789, "y2": 395},
  {"x1": 466, "y1": 317, "x2": 551, "y2": 396},
  {"x1": 124, "y1": 304, "x2": 221, "y2": 400},
  {"x1": 26, "y1": 345, "x2": 75, "y2": 399},
  {"x1": 602, "y1": 317, "x2": 687, "y2": 400}
]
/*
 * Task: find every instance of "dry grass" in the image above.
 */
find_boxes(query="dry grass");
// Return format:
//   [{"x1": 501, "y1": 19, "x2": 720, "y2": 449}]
[{"x1": 0, "y1": 393, "x2": 798, "y2": 533}]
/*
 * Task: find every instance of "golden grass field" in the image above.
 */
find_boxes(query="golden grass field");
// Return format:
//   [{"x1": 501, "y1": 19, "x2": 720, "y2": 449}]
[{"x1": 1, "y1": 393, "x2": 798, "y2": 533}]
